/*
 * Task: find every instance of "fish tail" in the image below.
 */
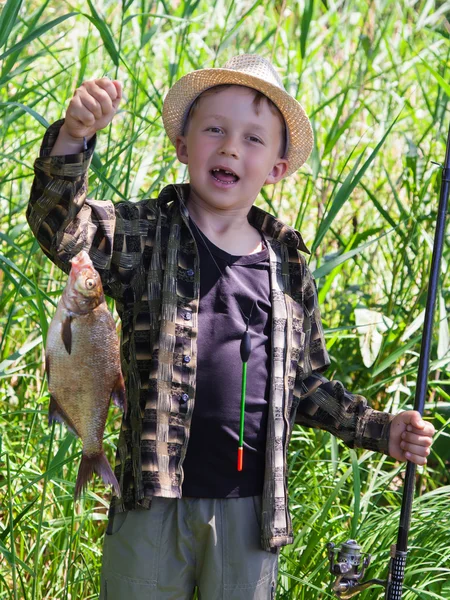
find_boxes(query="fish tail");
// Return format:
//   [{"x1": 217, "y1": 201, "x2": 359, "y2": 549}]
[{"x1": 74, "y1": 452, "x2": 121, "y2": 500}]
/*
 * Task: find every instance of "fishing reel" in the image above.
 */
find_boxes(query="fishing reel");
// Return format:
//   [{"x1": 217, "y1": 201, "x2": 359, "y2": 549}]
[{"x1": 327, "y1": 540, "x2": 386, "y2": 598}]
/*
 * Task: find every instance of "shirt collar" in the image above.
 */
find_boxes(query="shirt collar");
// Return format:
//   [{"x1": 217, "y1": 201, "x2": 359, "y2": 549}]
[{"x1": 158, "y1": 183, "x2": 310, "y2": 255}]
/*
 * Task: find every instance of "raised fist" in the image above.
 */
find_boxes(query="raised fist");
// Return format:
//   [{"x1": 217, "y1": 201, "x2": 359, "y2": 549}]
[{"x1": 63, "y1": 78, "x2": 123, "y2": 141}]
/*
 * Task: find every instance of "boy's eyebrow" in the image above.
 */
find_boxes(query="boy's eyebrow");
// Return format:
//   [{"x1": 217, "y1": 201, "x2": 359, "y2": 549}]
[{"x1": 200, "y1": 114, "x2": 269, "y2": 134}]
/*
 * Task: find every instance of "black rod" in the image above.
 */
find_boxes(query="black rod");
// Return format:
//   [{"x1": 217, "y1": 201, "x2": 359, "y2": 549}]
[{"x1": 385, "y1": 123, "x2": 450, "y2": 599}]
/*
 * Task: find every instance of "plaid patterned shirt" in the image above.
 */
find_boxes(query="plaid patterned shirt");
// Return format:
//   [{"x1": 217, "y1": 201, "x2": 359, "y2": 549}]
[{"x1": 27, "y1": 120, "x2": 393, "y2": 551}]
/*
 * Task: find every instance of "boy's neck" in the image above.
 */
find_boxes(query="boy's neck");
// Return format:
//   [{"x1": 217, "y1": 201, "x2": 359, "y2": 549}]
[{"x1": 185, "y1": 191, "x2": 262, "y2": 255}]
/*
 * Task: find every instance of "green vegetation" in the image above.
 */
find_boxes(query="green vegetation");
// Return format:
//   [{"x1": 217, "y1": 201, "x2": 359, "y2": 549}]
[{"x1": 1, "y1": 0, "x2": 449, "y2": 598}]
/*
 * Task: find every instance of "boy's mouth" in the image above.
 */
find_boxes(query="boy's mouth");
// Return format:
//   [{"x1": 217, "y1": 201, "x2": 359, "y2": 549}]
[{"x1": 210, "y1": 167, "x2": 240, "y2": 185}]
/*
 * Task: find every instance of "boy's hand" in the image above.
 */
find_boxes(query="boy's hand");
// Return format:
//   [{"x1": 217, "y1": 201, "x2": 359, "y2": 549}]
[
  {"x1": 388, "y1": 410, "x2": 435, "y2": 465},
  {"x1": 63, "y1": 78, "x2": 123, "y2": 141}
]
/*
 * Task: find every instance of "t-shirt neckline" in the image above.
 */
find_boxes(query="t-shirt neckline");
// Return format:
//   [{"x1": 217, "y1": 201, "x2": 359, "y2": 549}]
[{"x1": 188, "y1": 216, "x2": 269, "y2": 266}]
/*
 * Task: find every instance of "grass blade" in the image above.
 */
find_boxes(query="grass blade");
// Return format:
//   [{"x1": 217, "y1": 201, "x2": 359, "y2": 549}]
[
  {"x1": 0, "y1": 0, "x2": 24, "y2": 49},
  {"x1": 0, "y1": 13, "x2": 77, "y2": 62},
  {"x1": 85, "y1": 0, "x2": 119, "y2": 66},
  {"x1": 312, "y1": 114, "x2": 400, "y2": 253}
]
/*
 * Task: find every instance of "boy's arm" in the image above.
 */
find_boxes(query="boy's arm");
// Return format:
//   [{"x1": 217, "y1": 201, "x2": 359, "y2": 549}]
[
  {"x1": 27, "y1": 118, "x2": 142, "y2": 300},
  {"x1": 294, "y1": 372, "x2": 393, "y2": 455},
  {"x1": 292, "y1": 261, "x2": 393, "y2": 455}
]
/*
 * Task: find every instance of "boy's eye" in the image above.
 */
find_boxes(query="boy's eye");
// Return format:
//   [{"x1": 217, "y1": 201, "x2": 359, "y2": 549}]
[{"x1": 205, "y1": 128, "x2": 262, "y2": 143}]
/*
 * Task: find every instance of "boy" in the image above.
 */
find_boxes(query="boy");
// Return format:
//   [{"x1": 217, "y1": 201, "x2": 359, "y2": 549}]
[{"x1": 27, "y1": 55, "x2": 434, "y2": 599}]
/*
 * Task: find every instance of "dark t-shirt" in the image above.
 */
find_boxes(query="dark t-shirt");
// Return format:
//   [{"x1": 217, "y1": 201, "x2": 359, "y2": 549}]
[{"x1": 181, "y1": 218, "x2": 271, "y2": 498}]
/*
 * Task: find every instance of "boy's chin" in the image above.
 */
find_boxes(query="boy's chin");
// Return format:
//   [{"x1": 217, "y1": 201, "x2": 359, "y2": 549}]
[{"x1": 189, "y1": 189, "x2": 260, "y2": 214}]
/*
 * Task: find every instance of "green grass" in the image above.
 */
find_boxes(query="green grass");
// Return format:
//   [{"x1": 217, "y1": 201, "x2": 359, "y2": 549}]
[{"x1": 1, "y1": 0, "x2": 450, "y2": 598}]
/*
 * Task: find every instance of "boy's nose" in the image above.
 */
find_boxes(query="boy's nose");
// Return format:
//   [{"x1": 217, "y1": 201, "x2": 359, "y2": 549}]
[{"x1": 219, "y1": 145, "x2": 239, "y2": 159}]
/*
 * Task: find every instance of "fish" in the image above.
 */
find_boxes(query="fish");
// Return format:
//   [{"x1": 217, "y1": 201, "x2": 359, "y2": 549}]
[{"x1": 45, "y1": 250, "x2": 126, "y2": 499}]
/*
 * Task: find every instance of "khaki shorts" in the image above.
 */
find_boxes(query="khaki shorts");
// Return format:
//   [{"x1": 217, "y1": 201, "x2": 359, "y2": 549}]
[{"x1": 100, "y1": 496, "x2": 279, "y2": 600}]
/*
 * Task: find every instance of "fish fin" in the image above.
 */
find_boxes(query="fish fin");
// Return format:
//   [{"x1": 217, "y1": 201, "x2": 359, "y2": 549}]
[
  {"x1": 111, "y1": 373, "x2": 127, "y2": 417},
  {"x1": 74, "y1": 451, "x2": 121, "y2": 500},
  {"x1": 45, "y1": 355, "x2": 50, "y2": 385},
  {"x1": 61, "y1": 316, "x2": 72, "y2": 355},
  {"x1": 48, "y1": 395, "x2": 80, "y2": 437}
]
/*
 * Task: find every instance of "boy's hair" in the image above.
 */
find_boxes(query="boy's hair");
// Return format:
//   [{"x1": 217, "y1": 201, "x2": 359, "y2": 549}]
[{"x1": 182, "y1": 84, "x2": 288, "y2": 158}]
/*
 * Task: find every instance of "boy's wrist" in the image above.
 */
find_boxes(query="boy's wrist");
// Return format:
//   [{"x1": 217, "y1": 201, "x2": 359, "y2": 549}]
[
  {"x1": 49, "y1": 122, "x2": 94, "y2": 156},
  {"x1": 60, "y1": 122, "x2": 85, "y2": 143}
]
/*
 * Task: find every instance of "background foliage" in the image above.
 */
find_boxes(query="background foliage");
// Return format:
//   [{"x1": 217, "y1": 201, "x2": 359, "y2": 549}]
[{"x1": 1, "y1": 0, "x2": 449, "y2": 598}]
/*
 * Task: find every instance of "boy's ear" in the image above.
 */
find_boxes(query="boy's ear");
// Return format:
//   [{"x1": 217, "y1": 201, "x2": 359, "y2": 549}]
[
  {"x1": 176, "y1": 135, "x2": 189, "y2": 165},
  {"x1": 264, "y1": 158, "x2": 289, "y2": 185}
]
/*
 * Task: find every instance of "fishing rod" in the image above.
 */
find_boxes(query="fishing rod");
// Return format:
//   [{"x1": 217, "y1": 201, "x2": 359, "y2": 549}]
[{"x1": 326, "y1": 121, "x2": 450, "y2": 599}]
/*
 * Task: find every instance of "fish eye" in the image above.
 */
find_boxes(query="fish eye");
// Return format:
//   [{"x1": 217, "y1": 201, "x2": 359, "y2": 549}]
[{"x1": 85, "y1": 278, "x2": 95, "y2": 290}]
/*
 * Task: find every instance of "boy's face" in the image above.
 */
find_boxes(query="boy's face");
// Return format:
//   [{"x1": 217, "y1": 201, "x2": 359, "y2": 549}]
[{"x1": 175, "y1": 86, "x2": 289, "y2": 215}]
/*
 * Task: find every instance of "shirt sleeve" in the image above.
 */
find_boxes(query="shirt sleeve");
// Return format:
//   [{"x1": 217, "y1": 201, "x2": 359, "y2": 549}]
[
  {"x1": 293, "y1": 263, "x2": 393, "y2": 455},
  {"x1": 294, "y1": 372, "x2": 393, "y2": 455},
  {"x1": 26, "y1": 119, "x2": 145, "y2": 301},
  {"x1": 298, "y1": 260, "x2": 331, "y2": 374}
]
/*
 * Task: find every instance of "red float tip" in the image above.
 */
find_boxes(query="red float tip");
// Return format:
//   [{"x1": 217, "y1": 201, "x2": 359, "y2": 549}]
[{"x1": 237, "y1": 447, "x2": 243, "y2": 471}]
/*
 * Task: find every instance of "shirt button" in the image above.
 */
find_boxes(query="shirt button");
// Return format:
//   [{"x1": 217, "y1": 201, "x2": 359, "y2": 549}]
[
  {"x1": 180, "y1": 393, "x2": 189, "y2": 403},
  {"x1": 187, "y1": 268, "x2": 194, "y2": 277},
  {"x1": 183, "y1": 312, "x2": 192, "y2": 321},
  {"x1": 183, "y1": 355, "x2": 191, "y2": 364}
]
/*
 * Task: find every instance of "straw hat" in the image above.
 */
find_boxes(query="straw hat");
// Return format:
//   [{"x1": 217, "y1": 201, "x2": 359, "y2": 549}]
[{"x1": 162, "y1": 54, "x2": 313, "y2": 177}]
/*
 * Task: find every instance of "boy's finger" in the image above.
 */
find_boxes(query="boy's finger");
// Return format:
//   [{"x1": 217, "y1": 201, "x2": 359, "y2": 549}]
[
  {"x1": 401, "y1": 431, "x2": 432, "y2": 446},
  {"x1": 403, "y1": 410, "x2": 426, "y2": 431},
  {"x1": 401, "y1": 440, "x2": 431, "y2": 456},
  {"x1": 411, "y1": 411, "x2": 425, "y2": 428},
  {"x1": 112, "y1": 80, "x2": 123, "y2": 100},
  {"x1": 78, "y1": 92, "x2": 104, "y2": 120},
  {"x1": 111, "y1": 82, "x2": 123, "y2": 109},
  {"x1": 413, "y1": 422, "x2": 435, "y2": 436},
  {"x1": 95, "y1": 77, "x2": 120, "y2": 101},
  {"x1": 406, "y1": 421, "x2": 435, "y2": 435},
  {"x1": 404, "y1": 452, "x2": 428, "y2": 466},
  {"x1": 67, "y1": 96, "x2": 96, "y2": 127}
]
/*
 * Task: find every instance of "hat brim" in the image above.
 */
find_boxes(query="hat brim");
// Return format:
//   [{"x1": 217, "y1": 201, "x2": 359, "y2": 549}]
[{"x1": 162, "y1": 68, "x2": 313, "y2": 177}]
